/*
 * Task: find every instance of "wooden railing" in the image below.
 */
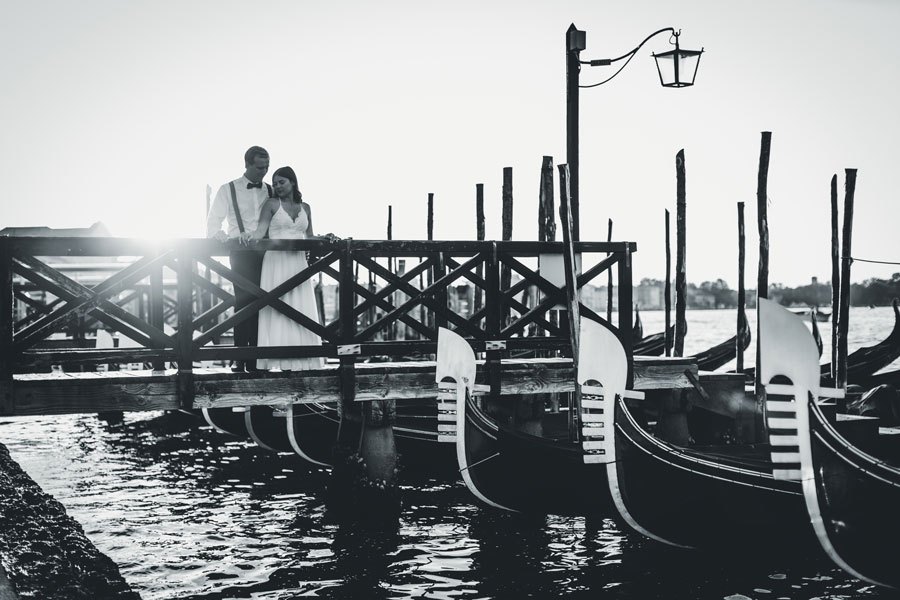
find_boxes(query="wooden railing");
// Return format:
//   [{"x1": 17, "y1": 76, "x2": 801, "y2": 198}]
[{"x1": 0, "y1": 237, "x2": 635, "y2": 386}]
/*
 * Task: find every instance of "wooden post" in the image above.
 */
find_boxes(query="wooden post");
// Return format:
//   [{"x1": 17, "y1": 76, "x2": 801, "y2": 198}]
[
  {"x1": 501, "y1": 167, "x2": 513, "y2": 325},
  {"x1": 427, "y1": 193, "x2": 434, "y2": 241},
  {"x1": 674, "y1": 150, "x2": 687, "y2": 357},
  {"x1": 558, "y1": 164, "x2": 581, "y2": 443},
  {"x1": 755, "y1": 132, "x2": 772, "y2": 394},
  {"x1": 617, "y1": 246, "x2": 634, "y2": 380},
  {"x1": 149, "y1": 262, "x2": 165, "y2": 371},
  {"x1": 425, "y1": 193, "x2": 434, "y2": 332},
  {"x1": 176, "y1": 248, "x2": 194, "y2": 410},
  {"x1": 475, "y1": 184, "x2": 485, "y2": 314},
  {"x1": 337, "y1": 242, "x2": 360, "y2": 431},
  {"x1": 0, "y1": 240, "x2": 13, "y2": 414},
  {"x1": 534, "y1": 156, "x2": 556, "y2": 337},
  {"x1": 606, "y1": 219, "x2": 613, "y2": 323},
  {"x1": 830, "y1": 174, "x2": 840, "y2": 380},
  {"x1": 539, "y1": 157, "x2": 556, "y2": 242},
  {"x1": 485, "y1": 242, "x2": 502, "y2": 398},
  {"x1": 539, "y1": 157, "x2": 558, "y2": 410},
  {"x1": 664, "y1": 209, "x2": 672, "y2": 356},
  {"x1": 737, "y1": 202, "x2": 746, "y2": 372},
  {"x1": 837, "y1": 169, "x2": 857, "y2": 389}
]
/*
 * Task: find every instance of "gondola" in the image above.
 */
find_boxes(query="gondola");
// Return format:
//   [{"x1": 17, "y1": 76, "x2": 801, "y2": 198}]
[
  {"x1": 744, "y1": 298, "x2": 900, "y2": 384},
  {"x1": 245, "y1": 405, "x2": 295, "y2": 453},
  {"x1": 820, "y1": 298, "x2": 900, "y2": 385},
  {"x1": 758, "y1": 297, "x2": 899, "y2": 589},
  {"x1": 601, "y1": 300, "x2": 827, "y2": 550},
  {"x1": 202, "y1": 406, "x2": 250, "y2": 438},
  {"x1": 632, "y1": 305, "x2": 643, "y2": 343},
  {"x1": 789, "y1": 306, "x2": 831, "y2": 322},
  {"x1": 609, "y1": 378, "x2": 811, "y2": 550},
  {"x1": 434, "y1": 321, "x2": 644, "y2": 515},
  {"x1": 693, "y1": 309, "x2": 752, "y2": 372}
]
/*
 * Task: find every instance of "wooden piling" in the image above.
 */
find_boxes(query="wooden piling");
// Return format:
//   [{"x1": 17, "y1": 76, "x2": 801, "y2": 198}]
[
  {"x1": 176, "y1": 250, "x2": 194, "y2": 410},
  {"x1": 537, "y1": 157, "x2": 555, "y2": 338},
  {"x1": 424, "y1": 193, "x2": 434, "y2": 331},
  {"x1": 0, "y1": 241, "x2": 12, "y2": 413},
  {"x1": 475, "y1": 184, "x2": 485, "y2": 314},
  {"x1": 501, "y1": 168, "x2": 513, "y2": 325},
  {"x1": 737, "y1": 202, "x2": 746, "y2": 372},
  {"x1": 837, "y1": 169, "x2": 857, "y2": 389},
  {"x1": 558, "y1": 163, "x2": 581, "y2": 442},
  {"x1": 674, "y1": 150, "x2": 687, "y2": 357},
  {"x1": 755, "y1": 132, "x2": 772, "y2": 394},
  {"x1": 606, "y1": 219, "x2": 613, "y2": 323},
  {"x1": 539, "y1": 157, "x2": 558, "y2": 411},
  {"x1": 664, "y1": 209, "x2": 672, "y2": 356},
  {"x1": 149, "y1": 264, "x2": 165, "y2": 371},
  {"x1": 830, "y1": 174, "x2": 840, "y2": 380},
  {"x1": 539, "y1": 157, "x2": 556, "y2": 242}
]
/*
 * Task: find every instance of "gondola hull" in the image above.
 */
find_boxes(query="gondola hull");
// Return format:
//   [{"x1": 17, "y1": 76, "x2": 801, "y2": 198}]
[
  {"x1": 803, "y1": 399, "x2": 900, "y2": 588},
  {"x1": 246, "y1": 405, "x2": 295, "y2": 453},
  {"x1": 612, "y1": 395, "x2": 814, "y2": 549},
  {"x1": 459, "y1": 397, "x2": 613, "y2": 515}
]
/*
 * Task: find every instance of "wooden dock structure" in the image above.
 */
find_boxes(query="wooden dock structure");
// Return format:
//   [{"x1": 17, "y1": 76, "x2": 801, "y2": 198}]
[{"x1": 0, "y1": 236, "x2": 700, "y2": 416}]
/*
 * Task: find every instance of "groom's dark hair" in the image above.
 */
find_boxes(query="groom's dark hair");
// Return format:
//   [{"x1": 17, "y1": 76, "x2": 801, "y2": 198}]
[{"x1": 244, "y1": 146, "x2": 269, "y2": 167}]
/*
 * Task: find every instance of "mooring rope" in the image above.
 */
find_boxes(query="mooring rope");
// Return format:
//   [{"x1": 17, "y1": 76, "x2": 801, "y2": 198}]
[{"x1": 843, "y1": 256, "x2": 900, "y2": 266}]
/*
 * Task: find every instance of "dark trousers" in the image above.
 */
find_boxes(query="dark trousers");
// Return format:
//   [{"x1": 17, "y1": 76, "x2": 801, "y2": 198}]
[{"x1": 229, "y1": 250, "x2": 264, "y2": 351}]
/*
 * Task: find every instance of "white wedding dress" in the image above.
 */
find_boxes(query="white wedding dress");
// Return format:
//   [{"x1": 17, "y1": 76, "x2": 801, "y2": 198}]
[{"x1": 256, "y1": 203, "x2": 325, "y2": 370}]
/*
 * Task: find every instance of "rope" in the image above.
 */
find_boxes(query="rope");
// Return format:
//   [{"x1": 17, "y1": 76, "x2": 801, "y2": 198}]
[{"x1": 843, "y1": 256, "x2": 900, "y2": 266}]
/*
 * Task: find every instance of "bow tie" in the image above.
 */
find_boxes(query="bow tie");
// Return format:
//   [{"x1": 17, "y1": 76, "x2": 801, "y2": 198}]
[{"x1": 246, "y1": 182, "x2": 262, "y2": 189}]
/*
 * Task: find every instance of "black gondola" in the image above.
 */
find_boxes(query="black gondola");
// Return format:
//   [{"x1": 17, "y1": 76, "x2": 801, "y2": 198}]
[
  {"x1": 759, "y1": 297, "x2": 900, "y2": 590},
  {"x1": 745, "y1": 298, "x2": 900, "y2": 384},
  {"x1": 434, "y1": 321, "x2": 641, "y2": 515},
  {"x1": 694, "y1": 310, "x2": 752, "y2": 372},
  {"x1": 245, "y1": 405, "x2": 295, "y2": 453},
  {"x1": 821, "y1": 298, "x2": 900, "y2": 385}
]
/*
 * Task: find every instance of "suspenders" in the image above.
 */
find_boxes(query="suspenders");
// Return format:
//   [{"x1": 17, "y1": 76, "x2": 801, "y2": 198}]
[{"x1": 228, "y1": 182, "x2": 274, "y2": 234}]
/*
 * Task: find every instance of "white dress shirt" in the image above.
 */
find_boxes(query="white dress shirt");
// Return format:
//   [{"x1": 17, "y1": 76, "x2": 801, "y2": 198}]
[{"x1": 206, "y1": 176, "x2": 269, "y2": 239}]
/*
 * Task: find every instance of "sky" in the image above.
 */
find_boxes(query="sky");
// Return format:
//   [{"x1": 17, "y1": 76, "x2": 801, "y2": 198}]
[{"x1": 1, "y1": 0, "x2": 898, "y2": 288}]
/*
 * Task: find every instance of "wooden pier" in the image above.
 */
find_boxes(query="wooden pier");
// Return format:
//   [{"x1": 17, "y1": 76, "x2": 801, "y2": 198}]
[{"x1": 0, "y1": 236, "x2": 694, "y2": 418}]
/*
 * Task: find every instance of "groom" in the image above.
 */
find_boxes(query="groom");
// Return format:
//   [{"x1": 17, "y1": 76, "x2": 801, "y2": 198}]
[{"x1": 206, "y1": 146, "x2": 272, "y2": 372}]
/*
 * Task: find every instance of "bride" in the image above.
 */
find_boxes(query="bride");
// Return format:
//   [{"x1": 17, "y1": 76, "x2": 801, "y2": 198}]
[{"x1": 250, "y1": 166, "x2": 331, "y2": 370}]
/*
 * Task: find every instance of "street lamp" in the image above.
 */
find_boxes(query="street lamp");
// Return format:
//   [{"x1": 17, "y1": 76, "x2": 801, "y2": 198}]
[{"x1": 566, "y1": 25, "x2": 703, "y2": 240}]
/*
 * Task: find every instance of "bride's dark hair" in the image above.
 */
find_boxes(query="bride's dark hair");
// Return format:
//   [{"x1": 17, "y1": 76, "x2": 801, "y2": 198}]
[{"x1": 272, "y1": 166, "x2": 303, "y2": 203}]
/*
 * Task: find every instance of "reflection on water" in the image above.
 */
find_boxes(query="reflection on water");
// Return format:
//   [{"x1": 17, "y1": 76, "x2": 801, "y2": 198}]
[{"x1": 2, "y1": 308, "x2": 898, "y2": 599}]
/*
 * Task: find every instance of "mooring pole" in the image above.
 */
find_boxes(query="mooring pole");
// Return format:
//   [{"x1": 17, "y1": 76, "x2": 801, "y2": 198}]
[
  {"x1": 837, "y1": 169, "x2": 857, "y2": 390},
  {"x1": 664, "y1": 209, "x2": 672, "y2": 356},
  {"x1": 501, "y1": 167, "x2": 513, "y2": 326},
  {"x1": 737, "y1": 202, "x2": 746, "y2": 372},
  {"x1": 149, "y1": 262, "x2": 165, "y2": 371},
  {"x1": 674, "y1": 150, "x2": 687, "y2": 357},
  {"x1": 755, "y1": 132, "x2": 772, "y2": 398},
  {"x1": 558, "y1": 164, "x2": 581, "y2": 441},
  {"x1": 830, "y1": 174, "x2": 840, "y2": 381},
  {"x1": 0, "y1": 239, "x2": 12, "y2": 415},
  {"x1": 176, "y1": 247, "x2": 195, "y2": 411},
  {"x1": 539, "y1": 156, "x2": 559, "y2": 411},
  {"x1": 607, "y1": 219, "x2": 614, "y2": 323},
  {"x1": 475, "y1": 184, "x2": 485, "y2": 314}
]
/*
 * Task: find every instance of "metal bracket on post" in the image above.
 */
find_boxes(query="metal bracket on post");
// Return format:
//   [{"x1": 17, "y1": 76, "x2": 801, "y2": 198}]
[
  {"x1": 338, "y1": 344, "x2": 361, "y2": 356},
  {"x1": 485, "y1": 340, "x2": 506, "y2": 351}
]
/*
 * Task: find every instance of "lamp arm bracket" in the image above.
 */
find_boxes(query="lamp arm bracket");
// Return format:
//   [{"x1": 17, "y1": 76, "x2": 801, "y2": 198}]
[{"x1": 580, "y1": 27, "x2": 677, "y2": 66}]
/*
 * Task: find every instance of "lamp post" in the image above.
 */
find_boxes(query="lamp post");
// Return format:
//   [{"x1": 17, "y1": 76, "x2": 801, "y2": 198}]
[{"x1": 565, "y1": 24, "x2": 703, "y2": 240}]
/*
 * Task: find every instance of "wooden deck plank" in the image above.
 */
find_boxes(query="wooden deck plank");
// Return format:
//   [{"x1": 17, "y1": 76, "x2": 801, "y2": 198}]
[{"x1": 6, "y1": 357, "x2": 697, "y2": 416}]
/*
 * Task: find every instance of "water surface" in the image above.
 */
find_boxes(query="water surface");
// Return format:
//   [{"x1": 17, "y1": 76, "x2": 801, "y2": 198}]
[{"x1": 3, "y1": 307, "x2": 898, "y2": 599}]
